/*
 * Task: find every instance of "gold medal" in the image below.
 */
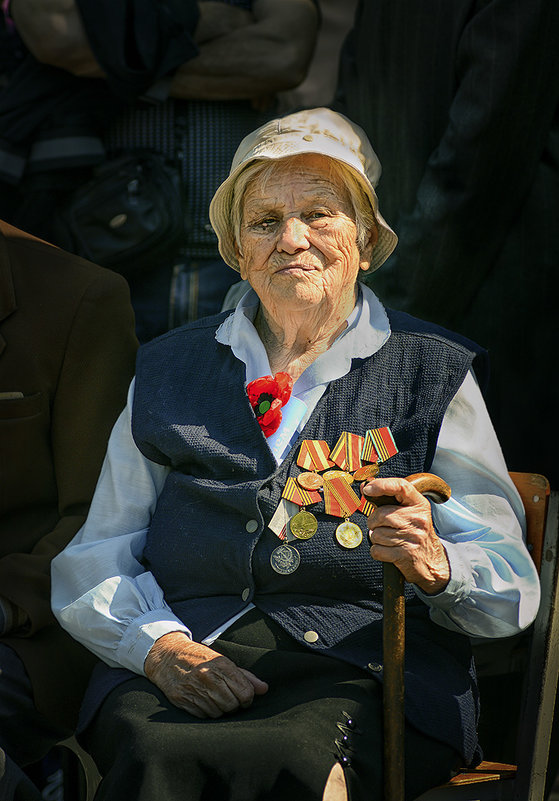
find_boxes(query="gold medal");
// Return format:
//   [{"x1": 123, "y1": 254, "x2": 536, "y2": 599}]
[
  {"x1": 289, "y1": 509, "x2": 318, "y2": 540},
  {"x1": 296, "y1": 471, "x2": 324, "y2": 491},
  {"x1": 270, "y1": 543, "x2": 301, "y2": 574},
  {"x1": 335, "y1": 520, "x2": 363, "y2": 549},
  {"x1": 323, "y1": 469, "x2": 354, "y2": 485},
  {"x1": 353, "y1": 463, "x2": 380, "y2": 481}
]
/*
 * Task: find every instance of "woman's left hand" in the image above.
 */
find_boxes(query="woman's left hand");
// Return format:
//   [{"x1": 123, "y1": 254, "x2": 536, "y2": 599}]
[{"x1": 362, "y1": 477, "x2": 450, "y2": 594}]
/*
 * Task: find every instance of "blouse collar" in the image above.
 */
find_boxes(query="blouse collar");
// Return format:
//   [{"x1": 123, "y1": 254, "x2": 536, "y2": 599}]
[{"x1": 216, "y1": 282, "x2": 391, "y2": 392}]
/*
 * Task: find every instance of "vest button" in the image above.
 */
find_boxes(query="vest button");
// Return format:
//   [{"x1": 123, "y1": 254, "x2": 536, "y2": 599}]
[
  {"x1": 245, "y1": 519, "x2": 258, "y2": 533},
  {"x1": 241, "y1": 588, "x2": 250, "y2": 602},
  {"x1": 368, "y1": 662, "x2": 382, "y2": 673},
  {"x1": 304, "y1": 630, "x2": 319, "y2": 643}
]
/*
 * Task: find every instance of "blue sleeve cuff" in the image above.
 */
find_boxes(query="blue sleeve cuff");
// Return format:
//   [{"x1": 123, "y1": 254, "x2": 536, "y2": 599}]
[
  {"x1": 117, "y1": 610, "x2": 192, "y2": 675},
  {"x1": 413, "y1": 541, "x2": 474, "y2": 610}
]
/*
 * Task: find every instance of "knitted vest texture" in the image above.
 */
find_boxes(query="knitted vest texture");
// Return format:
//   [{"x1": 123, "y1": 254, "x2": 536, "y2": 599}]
[{"x1": 130, "y1": 308, "x2": 485, "y2": 762}]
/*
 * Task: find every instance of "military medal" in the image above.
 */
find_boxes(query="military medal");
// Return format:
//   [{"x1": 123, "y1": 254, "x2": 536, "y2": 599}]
[
  {"x1": 297, "y1": 439, "x2": 334, "y2": 471},
  {"x1": 269, "y1": 429, "x2": 400, "y2": 568},
  {"x1": 296, "y1": 471, "x2": 324, "y2": 491},
  {"x1": 289, "y1": 509, "x2": 318, "y2": 540},
  {"x1": 282, "y1": 478, "x2": 320, "y2": 512},
  {"x1": 330, "y1": 432, "x2": 365, "y2": 472},
  {"x1": 353, "y1": 463, "x2": 380, "y2": 482},
  {"x1": 323, "y1": 468, "x2": 354, "y2": 485},
  {"x1": 281, "y1": 477, "x2": 320, "y2": 543},
  {"x1": 361, "y1": 426, "x2": 399, "y2": 463},
  {"x1": 354, "y1": 427, "x2": 399, "y2": 520},
  {"x1": 323, "y1": 474, "x2": 363, "y2": 549},
  {"x1": 270, "y1": 543, "x2": 301, "y2": 574},
  {"x1": 334, "y1": 520, "x2": 363, "y2": 549},
  {"x1": 268, "y1": 498, "x2": 298, "y2": 540},
  {"x1": 296, "y1": 439, "x2": 334, "y2": 490}
]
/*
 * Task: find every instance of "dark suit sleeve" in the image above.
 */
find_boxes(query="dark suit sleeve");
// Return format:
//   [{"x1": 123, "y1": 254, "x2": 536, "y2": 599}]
[
  {"x1": 0, "y1": 269, "x2": 137, "y2": 634},
  {"x1": 386, "y1": 0, "x2": 559, "y2": 323}
]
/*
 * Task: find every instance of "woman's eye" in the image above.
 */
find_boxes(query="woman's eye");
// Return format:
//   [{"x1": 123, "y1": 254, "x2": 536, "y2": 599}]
[
  {"x1": 308, "y1": 210, "x2": 329, "y2": 221},
  {"x1": 253, "y1": 217, "x2": 277, "y2": 230}
]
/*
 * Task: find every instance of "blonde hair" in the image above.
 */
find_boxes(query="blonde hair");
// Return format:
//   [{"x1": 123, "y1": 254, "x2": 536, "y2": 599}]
[{"x1": 230, "y1": 155, "x2": 377, "y2": 258}]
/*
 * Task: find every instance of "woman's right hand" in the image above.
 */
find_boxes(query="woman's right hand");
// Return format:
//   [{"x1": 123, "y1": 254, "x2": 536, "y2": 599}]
[{"x1": 144, "y1": 631, "x2": 268, "y2": 718}]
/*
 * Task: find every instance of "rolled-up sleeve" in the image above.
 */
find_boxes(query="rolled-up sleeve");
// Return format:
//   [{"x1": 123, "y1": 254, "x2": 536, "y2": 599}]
[{"x1": 51, "y1": 381, "x2": 191, "y2": 675}]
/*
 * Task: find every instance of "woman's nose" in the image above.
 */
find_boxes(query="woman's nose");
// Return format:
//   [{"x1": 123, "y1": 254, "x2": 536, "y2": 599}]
[{"x1": 276, "y1": 216, "x2": 310, "y2": 252}]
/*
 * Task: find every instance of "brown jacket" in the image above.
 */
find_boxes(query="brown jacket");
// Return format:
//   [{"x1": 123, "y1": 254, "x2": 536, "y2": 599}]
[{"x1": 0, "y1": 220, "x2": 137, "y2": 728}]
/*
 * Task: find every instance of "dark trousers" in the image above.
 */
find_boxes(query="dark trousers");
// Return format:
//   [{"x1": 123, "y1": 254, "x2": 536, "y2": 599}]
[
  {"x1": 0, "y1": 644, "x2": 69, "y2": 801},
  {"x1": 82, "y1": 611, "x2": 460, "y2": 801}
]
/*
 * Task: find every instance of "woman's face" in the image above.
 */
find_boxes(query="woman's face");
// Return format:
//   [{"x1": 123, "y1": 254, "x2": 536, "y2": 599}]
[{"x1": 236, "y1": 154, "x2": 375, "y2": 316}]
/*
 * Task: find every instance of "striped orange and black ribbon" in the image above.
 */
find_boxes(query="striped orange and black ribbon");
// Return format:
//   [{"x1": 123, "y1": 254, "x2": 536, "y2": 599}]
[
  {"x1": 297, "y1": 440, "x2": 334, "y2": 472},
  {"x1": 329, "y1": 432, "x2": 364, "y2": 472},
  {"x1": 282, "y1": 477, "x2": 321, "y2": 507},
  {"x1": 361, "y1": 426, "x2": 399, "y2": 463},
  {"x1": 323, "y1": 475, "x2": 361, "y2": 518}
]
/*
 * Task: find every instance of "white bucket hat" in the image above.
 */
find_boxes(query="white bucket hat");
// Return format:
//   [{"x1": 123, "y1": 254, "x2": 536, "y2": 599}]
[{"x1": 209, "y1": 107, "x2": 398, "y2": 273}]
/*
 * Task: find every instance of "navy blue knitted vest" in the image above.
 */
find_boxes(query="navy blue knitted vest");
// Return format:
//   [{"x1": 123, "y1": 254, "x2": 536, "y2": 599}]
[{"x1": 131, "y1": 308, "x2": 485, "y2": 763}]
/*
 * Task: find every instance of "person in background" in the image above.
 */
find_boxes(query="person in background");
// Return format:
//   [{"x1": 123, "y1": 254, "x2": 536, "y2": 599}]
[
  {"x1": 222, "y1": 0, "x2": 358, "y2": 310},
  {"x1": 0, "y1": 219, "x2": 137, "y2": 800},
  {"x1": 278, "y1": 0, "x2": 357, "y2": 111},
  {"x1": 334, "y1": 0, "x2": 559, "y2": 489},
  {"x1": 51, "y1": 108, "x2": 539, "y2": 801},
  {"x1": 6, "y1": 0, "x2": 319, "y2": 342}
]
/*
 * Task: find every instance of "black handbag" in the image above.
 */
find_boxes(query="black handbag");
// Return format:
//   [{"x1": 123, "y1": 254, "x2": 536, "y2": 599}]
[{"x1": 54, "y1": 152, "x2": 186, "y2": 277}]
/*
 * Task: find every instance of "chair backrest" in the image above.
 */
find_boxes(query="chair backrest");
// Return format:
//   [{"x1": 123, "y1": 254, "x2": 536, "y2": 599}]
[
  {"x1": 509, "y1": 471, "x2": 550, "y2": 572},
  {"x1": 509, "y1": 474, "x2": 558, "y2": 801}
]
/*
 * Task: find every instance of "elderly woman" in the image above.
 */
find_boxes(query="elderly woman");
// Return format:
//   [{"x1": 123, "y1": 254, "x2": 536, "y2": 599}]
[{"x1": 51, "y1": 108, "x2": 539, "y2": 801}]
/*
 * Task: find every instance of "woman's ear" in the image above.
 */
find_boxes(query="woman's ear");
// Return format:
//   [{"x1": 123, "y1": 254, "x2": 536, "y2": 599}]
[{"x1": 359, "y1": 223, "x2": 378, "y2": 272}]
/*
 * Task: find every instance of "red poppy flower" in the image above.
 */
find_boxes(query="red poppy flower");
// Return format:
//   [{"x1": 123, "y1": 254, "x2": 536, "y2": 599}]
[{"x1": 246, "y1": 372, "x2": 293, "y2": 437}]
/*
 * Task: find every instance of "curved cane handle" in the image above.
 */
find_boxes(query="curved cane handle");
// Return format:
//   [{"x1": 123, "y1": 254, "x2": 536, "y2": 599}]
[{"x1": 370, "y1": 471, "x2": 451, "y2": 507}]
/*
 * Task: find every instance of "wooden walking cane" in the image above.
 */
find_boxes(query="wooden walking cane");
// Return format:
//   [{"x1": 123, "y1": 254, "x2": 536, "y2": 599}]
[{"x1": 371, "y1": 473, "x2": 452, "y2": 801}]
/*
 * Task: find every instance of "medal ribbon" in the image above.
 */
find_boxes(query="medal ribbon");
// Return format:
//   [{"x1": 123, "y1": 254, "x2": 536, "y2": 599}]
[
  {"x1": 323, "y1": 475, "x2": 361, "y2": 518},
  {"x1": 330, "y1": 432, "x2": 364, "y2": 471},
  {"x1": 268, "y1": 498, "x2": 298, "y2": 540},
  {"x1": 282, "y1": 477, "x2": 321, "y2": 507},
  {"x1": 296, "y1": 440, "x2": 334, "y2": 472},
  {"x1": 359, "y1": 495, "x2": 375, "y2": 517},
  {"x1": 324, "y1": 485, "x2": 343, "y2": 517},
  {"x1": 361, "y1": 426, "x2": 399, "y2": 463}
]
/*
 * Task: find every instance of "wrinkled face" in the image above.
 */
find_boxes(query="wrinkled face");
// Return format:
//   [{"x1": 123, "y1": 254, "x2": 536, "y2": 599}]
[{"x1": 236, "y1": 154, "x2": 374, "y2": 315}]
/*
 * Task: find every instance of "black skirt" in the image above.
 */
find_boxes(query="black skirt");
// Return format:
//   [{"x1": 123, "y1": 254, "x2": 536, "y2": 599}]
[{"x1": 81, "y1": 609, "x2": 460, "y2": 801}]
